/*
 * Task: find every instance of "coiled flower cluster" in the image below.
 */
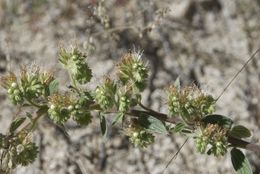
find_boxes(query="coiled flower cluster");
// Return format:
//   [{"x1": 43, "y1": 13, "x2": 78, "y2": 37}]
[
  {"x1": 70, "y1": 93, "x2": 93, "y2": 126},
  {"x1": 0, "y1": 131, "x2": 38, "y2": 173},
  {"x1": 0, "y1": 72, "x2": 24, "y2": 104},
  {"x1": 95, "y1": 77, "x2": 117, "y2": 110},
  {"x1": 59, "y1": 47, "x2": 92, "y2": 85},
  {"x1": 196, "y1": 124, "x2": 228, "y2": 156},
  {"x1": 95, "y1": 52, "x2": 149, "y2": 126},
  {"x1": 167, "y1": 85, "x2": 215, "y2": 124},
  {"x1": 118, "y1": 92, "x2": 131, "y2": 113},
  {"x1": 20, "y1": 66, "x2": 54, "y2": 99},
  {"x1": 48, "y1": 93, "x2": 73, "y2": 124},
  {"x1": 117, "y1": 52, "x2": 148, "y2": 92},
  {"x1": 126, "y1": 126, "x2": 154, "y2": 148},
  {"x1": 48, "y1": 92, "x2": 93, "y2": 125},
  {"x1": 0, "y1": 67, "x2": 54, "y2": 105}
]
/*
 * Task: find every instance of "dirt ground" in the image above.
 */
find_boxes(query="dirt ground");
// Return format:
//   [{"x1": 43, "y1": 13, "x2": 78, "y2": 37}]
[{"x1": 0, "y1": 0, "x2": 259, "y2": 173}]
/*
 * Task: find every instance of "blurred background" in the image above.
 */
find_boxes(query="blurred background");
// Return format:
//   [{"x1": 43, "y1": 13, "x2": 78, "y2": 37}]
[{"x1": 0, "y1": 0, "x2": 259, "y2": 173}]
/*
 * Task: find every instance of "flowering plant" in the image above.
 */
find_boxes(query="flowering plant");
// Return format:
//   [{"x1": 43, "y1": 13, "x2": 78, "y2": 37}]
[{"x1": 0, "y1": 46, "x2": 258, "y2": 173}]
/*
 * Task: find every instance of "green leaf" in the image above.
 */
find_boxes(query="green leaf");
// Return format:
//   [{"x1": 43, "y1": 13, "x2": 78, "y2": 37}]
[
  {"x1": 100, "y1": 114, "x2": 107, "y2": 138},
  {"x1": 48, "y1": 80, "x2": 59, "y2": 95},
  {"x1": 230, "y1": 125, "x2": 251, "y2": 139},
  {"x1": 201, "y1": 114, "x2": 233, "y2": 129},
  {"x1": 231, "y1": 148, "x2": 253, "y2": 174},
  {"x1": 174, "y1": 122, "x2": 186, "y2": 133},
  {"x1": 9, "y1": 117, "x2": 26, "y2": 133},
  {"x1": 137, "y1": 114, "x2": 168, "y2": 134},
  {"x1": 112, "y1": 113, "x2": 124, "y2": 125}
]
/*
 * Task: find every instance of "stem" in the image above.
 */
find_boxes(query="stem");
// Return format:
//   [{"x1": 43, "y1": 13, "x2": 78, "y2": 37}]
[
  {"x1": 216, "y1": 48, "x2": 260, "y2": 101},
  {"x1": 139, "y1": 103, "x2": 166, "y2": 117},
  {"x1": 26, "y1": 98, "x2": 42, "y2": 108},
  {"x1": 130, "y1": 109, "x2": 182, "y2": 125},
  {"x1": 18, "y1": 105, "x2": 48, "y2": 132}
]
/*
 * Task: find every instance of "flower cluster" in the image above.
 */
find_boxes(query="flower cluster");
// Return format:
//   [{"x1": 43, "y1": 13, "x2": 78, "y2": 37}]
[
  {"x1": 95, "y1": 77, "x2": 117, "y2": 110},
  {"x1": 70, "y1": 93, "x2": 93, "y2": 126},
  {"x1": 118, "y1": 91, "x2": 132, "y2": 114},
  {"x1": 20, "y1": 66, "x2": 54, "y2": 99},
  {"x1": 59, "y1": 47, "x2": 92, "y2": 85},
  {"x1": 0, "y1": 67, "x2": 54, "y2": 105},
  {"x1": 48, "y1": 92, "x2": 93, "y2": 125},
  {"x1": 0, "y1": 72, "x2": 23, "y2": 104},
  {"x1": 126, "y1": 126, "x2": 154, "y2": 148},
  {"x1": 95, "y1": 52, "x2": 148, "y2": 125},
  {"x1": 117, "y1": 52, "x2": 148, "y2": 92},
  {"x1": 48, "y1": 93, "x2": 73, "y2": 124},
  {"x1": 167, "y1": 85, "x2": 215, "y2": 124},
  {"x1": 196, "y1": 124, "x2": 228, "y2": 156},
  {"x1": 0, "y1": 131, "x2": 38, "y2": 173}
]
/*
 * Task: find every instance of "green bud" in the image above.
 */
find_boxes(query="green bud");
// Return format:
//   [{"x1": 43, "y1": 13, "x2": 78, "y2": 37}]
[
  {"x1": 68, "y1": 105, "x2": 74, "y2": 111},
  {"x1": 118, "y1": 94, "x2": 130, "y2": 113},
  {"x1": 11, "y1": 82, "x2": 17, "y2": 88}
]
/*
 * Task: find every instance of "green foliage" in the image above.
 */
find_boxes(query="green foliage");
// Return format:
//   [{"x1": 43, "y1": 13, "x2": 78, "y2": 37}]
[
  {"x1": 9, "y1": 117, "x2": 26, "y2": 133},
  {"x1": 137, "y1": 114, "x2": 168, "y2": 134},
  {"x1": 100, "y1": 114, "x2": 107, "y2": 138},
  {"x1": 173, "y1": 122, "x2": 186, "y2": 133},
  {"x1": 231, "y1": 148, "x2": 253, "y2": 174},
  {"x1": 201, "y1": 114, "x2": 233, "y2": 129},
  {"x1": 48, "y1": 80, "x2": 59, "y2": 95},
  {"x1": 229, "y1": 125, "x2": 251, "y2": 139}
]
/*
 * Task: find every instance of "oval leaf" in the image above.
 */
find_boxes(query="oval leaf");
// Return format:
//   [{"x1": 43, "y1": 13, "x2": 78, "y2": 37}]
[
  {"x1": 9, "y1": 117, "x2": 26, "y2": 133},
  {"x1": 138, "y1": 114, "x2": 168, "y2": 134},
  {"x1": 112, "y1": 113, "x2": 124, "y2": 125},
  {"x1": 201, "y1": 114, "x2": 233, "y2": 129},
  {"x1": 48, "y1": 80, "x2": 59, "y2": 95},
  {"x1": 174, "y1": 122, "x2": 186, "y2": 133},
  {"x1": 100, "y1": 114, "x2": 107, "y2": 137},
  {"x1": 231, "y1": 148, "x2": 253, "y2": 174},
  {"x1": 230, "y1": 125, "x2": 251, "y2": 139}
]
